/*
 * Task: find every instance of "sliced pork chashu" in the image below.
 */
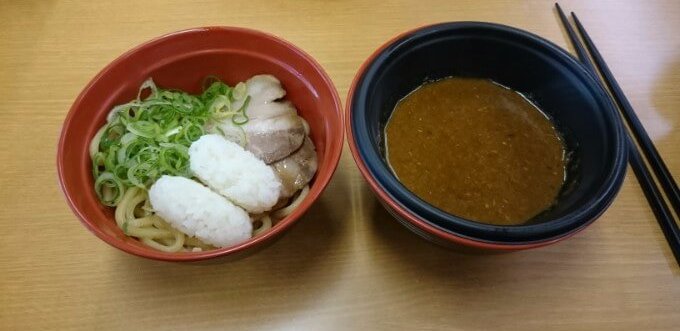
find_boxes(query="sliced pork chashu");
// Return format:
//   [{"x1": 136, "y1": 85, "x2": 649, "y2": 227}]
[
  {"x1": 271, "y1": 137, "x2": 318, "y2": 198},
  {"x1": 242, "y1": 75, "x2": 305, "y2": 163}
]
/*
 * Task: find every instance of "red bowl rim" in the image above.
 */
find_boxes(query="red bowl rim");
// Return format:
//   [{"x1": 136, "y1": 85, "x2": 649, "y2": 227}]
[
  {"x1": 344, "y1": 23, "x2": 585, "y2": 251},
  {"x1": 57, "y1": 26, "x2": 344, "y2": 261}
]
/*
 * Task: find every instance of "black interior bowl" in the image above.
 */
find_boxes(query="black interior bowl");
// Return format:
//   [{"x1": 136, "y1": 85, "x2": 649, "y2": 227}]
[{"x1": 349, "y1": 22, "x2": 628, "y2": 245}]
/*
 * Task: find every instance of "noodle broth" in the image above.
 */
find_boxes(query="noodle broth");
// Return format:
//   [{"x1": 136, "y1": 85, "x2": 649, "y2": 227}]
[{"x1": 385, "y1": 77, "x2": 566, "y2": 225}]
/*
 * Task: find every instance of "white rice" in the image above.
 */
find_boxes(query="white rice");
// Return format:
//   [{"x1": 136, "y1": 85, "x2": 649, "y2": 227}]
[
  {"x1": 189, "y1": 134, "x2": 282, "y2": 213},
  {"x1": 148, "y1": 175, "x2": 252, "y2": 248}
]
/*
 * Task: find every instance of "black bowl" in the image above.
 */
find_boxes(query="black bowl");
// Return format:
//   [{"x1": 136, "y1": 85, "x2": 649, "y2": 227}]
[{"x1": 346, "y1": 22, "x2": 628, "y2": 248}]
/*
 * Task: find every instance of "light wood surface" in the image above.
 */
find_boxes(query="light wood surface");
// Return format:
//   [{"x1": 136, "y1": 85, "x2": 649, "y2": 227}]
[{"x1": 1, "y1": 1, "x2": 679, "y2": 330}]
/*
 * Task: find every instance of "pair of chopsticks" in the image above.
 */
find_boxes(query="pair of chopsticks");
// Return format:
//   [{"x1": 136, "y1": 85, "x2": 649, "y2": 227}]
[{"x1": 555, "y1": 3, "x2": 680, "y2": 265}]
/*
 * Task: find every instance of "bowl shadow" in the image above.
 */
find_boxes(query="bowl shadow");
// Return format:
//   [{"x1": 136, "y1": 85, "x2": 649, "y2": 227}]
[
  {"x1": 363, "y1": 193, "x2": 601, "y2": 329},
  {"x1": 366, "y1": 192, "x2": 591, "y2": 286}
]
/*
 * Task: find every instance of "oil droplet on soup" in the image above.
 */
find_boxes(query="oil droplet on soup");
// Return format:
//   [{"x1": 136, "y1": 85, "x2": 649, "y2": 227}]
[{"x1": 385, "y1": 77, "x2": 566, "y2": 225}]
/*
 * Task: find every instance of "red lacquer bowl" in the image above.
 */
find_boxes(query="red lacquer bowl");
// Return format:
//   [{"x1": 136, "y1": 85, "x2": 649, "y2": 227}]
[{"x1": 57, "y1": 27, "x2": 343, "y2": 261}]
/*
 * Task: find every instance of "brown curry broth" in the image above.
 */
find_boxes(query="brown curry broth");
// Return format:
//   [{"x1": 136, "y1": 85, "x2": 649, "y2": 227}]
[{"x1": 385, "y1": 78, "x2": 566, "y2": 225}]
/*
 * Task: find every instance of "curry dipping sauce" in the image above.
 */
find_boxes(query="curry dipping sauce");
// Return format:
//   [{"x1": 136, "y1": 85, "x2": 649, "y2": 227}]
[{"x1": 385, "y1": 78, "x2": 567, "y2": 225}]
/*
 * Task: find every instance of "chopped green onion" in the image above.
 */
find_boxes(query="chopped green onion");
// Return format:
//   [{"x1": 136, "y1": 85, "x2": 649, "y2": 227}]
[
  {"x1": 95, "y1": 172, "x2": 125, "y2": 206},
  {"x1": 137, "y1": 78, "x2": 159, "y2": 101},
  {"x1": 92, "y1": 152, "x2": 106, "y2": 179},
  {"x1": 100, "y1": 124, "x2": 125, "y2": 150},
  {"x1": 232, "y1": 95, "x2": 250, "y2": 125},
  {"x1": 209, "y1": 95, "x2": 233, "y2": 118},
  {"x1": 201, "y1": 79, "x2": 231, "y2": 104},
  {"x1": 127, "y1": 162, "x2": 156, "y2": 189},
  {"x1": 182, "y1": 121, "x2": 204, "y2": 143},
  {"x1": 113, "y1": 164, "x2": 130, "y2": 184},
  {"x1": 163, "y1": 126, "x2": 181, "y2": 139},
  {"x1": 158, "y1": 143, "x2": 190, "y2": 176},
  {"x1": 90, "y1": 76, "x2": 253, "y2": 206},
  {"x1": 104, "y1": 145, "x2": 119, "y2": 170},
  {"x1": 126, "y1": 120, "x2": 160, "y2": 139}
]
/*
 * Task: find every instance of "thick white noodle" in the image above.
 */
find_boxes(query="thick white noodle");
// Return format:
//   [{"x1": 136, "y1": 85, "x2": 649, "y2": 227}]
[
  {"x1": 272, "y1": 185, "x2": 309, "y2": 219},
  {"x1": 253, "y1": 215, "x2": 272, "y2": 237}
]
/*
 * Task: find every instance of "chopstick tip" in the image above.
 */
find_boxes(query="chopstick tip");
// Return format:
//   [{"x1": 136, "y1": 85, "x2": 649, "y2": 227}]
[{"x1": 571, "y1": 12, "x2": 583, "y2": 27}]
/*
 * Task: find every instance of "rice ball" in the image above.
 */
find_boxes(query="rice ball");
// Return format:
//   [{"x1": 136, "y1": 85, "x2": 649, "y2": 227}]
[
  {"x1": 149, "y1": 175, "x2": 252, "y2": 248},
  {"x1": 189, "y1": 134, "x2": 282, "y2": 213}
]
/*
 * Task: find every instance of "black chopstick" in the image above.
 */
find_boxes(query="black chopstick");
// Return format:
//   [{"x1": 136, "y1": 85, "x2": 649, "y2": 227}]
[
  {"x1": 555, "y1": 3, "x2": 680, "y2": 264},
  {"x1": 555, "y1": 4, "x2": 596, "y2": 73}
]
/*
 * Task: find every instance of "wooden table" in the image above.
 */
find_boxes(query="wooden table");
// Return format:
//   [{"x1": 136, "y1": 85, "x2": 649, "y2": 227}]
[{"x1": 2, "y1": 1, "x2": 679, "y2": 330}]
